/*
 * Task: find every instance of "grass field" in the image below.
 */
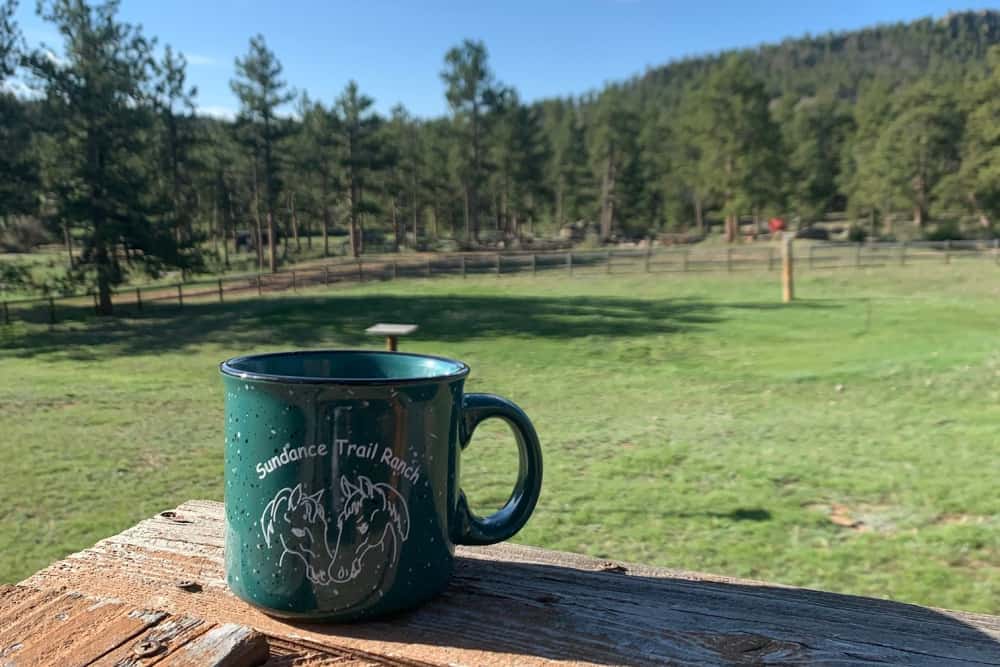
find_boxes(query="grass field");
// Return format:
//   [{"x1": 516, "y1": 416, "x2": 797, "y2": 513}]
[{"x1": 1, "y1": 262, "x2": 998, "y2": 613}]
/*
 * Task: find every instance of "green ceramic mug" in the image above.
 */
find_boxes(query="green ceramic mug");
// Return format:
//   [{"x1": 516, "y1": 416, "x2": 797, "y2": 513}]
[{"x1": 220, "y1": 350, "x2": 543, "y2": 621}]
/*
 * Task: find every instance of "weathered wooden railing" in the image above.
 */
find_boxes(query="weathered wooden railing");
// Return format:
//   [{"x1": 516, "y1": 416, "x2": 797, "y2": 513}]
[{"x1": 4, "y1": 500, "x2": 999, "y2": 665}]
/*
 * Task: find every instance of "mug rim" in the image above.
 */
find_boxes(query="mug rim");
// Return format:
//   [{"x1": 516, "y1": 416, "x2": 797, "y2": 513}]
[{"x1": 219, "y1": 349, "x2": 470, "y2": 386}]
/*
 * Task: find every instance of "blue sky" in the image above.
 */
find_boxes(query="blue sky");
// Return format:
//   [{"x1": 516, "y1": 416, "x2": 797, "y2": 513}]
[{"x1": 13, "y1": 1, "x2": 997, "y2": 118}]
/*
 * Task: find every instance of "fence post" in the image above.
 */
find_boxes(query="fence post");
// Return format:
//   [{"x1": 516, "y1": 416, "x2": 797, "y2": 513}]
[
  {"x1": 218, "y1": 279, "x2": 224, "y2": 303},
  {"x1": 808, "y1": 244, "x2": 815, "y2": 269},
  {"x1": 426, "y1": 257, "x2": 432, "y2": 277},
  {"x1": 682, "y1": 250, "x2": 689, "y2": 272},
  {"x1": 645, "y1": 246, "x2": 652, "y2": 272},
  {"x1": 2, "y1": 300, "x2": 8, "y2": 325},
  {"x1": 726, "y1": 247, "x2": 733, "y2": 273},
  {"x1": 606, "y1": 250, "x2": 612, "y2": 274},
  {"x1": 944, "y1": 240, "x2": 951, "y2": 264},
  {"x1": 568, "y1": 252, "x2": 573, "y2": 275},
  {"x1": 768, "y1": 247, "x2": 775, "y2": 271},
  {"x1": 257, "y1": 274, "x2": 263, "y2": 296},
  {"x1": 900, "y1": 242, "x2": 907, "y2": 266},
  {"x1": 291, "y1": 270, "x2": 297, "y2": 291},
  {"x1": 392, "y1": 261, "x2": 398, "y2": 280},
  {"x1": 358, "y1": 260, "x2": 364, "y2": 283},
  {"x1": 48, "y1": 296, "x2": 56, "y2": 326},
  {"x1": 177, "y1": 284, "x2": 183, "y2": 309},
  {"x1": 531, "y1": 253, "x2": 537, "y2": 275},
  {"x1": 782, "y1": 235, "x2": 794, "y2": 303},
  {"x1": 135, "y1": 287, "x2": 142, "y2": 312},
  {"x1": 324, "y1": 266, "x2": 330, "y2": 286},
  {"x1": 496, "y1": 253, "x2": 501, "y2": 277},
  {"x1": 855, "y1": 242, "x2": 862, "y2": 268},
  {"x1": 461, "y1": 255, "x2": 467, "y2": 278},
  {"x1": 92, "y1": 291, "x2": 99, "y2": 315}
]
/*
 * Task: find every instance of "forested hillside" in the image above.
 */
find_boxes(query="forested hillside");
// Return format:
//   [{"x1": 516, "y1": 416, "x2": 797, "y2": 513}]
[{"x1": 2, "y1": 1, "x2": 1000, "y2": 306}]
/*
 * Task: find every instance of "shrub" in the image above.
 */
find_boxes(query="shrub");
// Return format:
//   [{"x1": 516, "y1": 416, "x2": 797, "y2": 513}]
[
  {"x1": 924, "y1": 220, "x2": 963, "y2": 241},
  {"x1": 0, "y1": 217, "x2": 55, "y2": 252}
]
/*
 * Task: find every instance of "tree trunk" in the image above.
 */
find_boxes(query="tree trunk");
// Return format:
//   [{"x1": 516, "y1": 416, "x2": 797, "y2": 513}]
[
  {"x1": 724, "y1": 214, "x2": 738, "y2": 243},
  {"x1": 267, "y1": 211, "x2": 277, "y2": 272},
  {"x1": 252, "y1": 167, "x2": 264, "y2": 272},
  {"x1": 913, "y1": 205, "x2": 924, "y2": 228},
  {"x1": 211, "y1": 189, "x2": 219, "y2": 259},
  {"x1": 411, "y1": 190, "x2": 418, "y2": 248},
  {"x1": 322, "y1": 205, "x2": 330, "y2": 257},
  {"x1": 463, "y1": 186, "x2": 471, "y2": 243},
  {"x1": 290, "y1": 192, "x2": 300, "y2": 251},
  {"x1": 95, "y1": 242, "x2": 113, "y2": 316},
  {"x1": 599, "y1": 156, "x2": 615, "y2": 241},
  {"x1": 391, "y1": 198, "x2": 400, "y2": 251},
  {"x1": 63, "y1": 223, "x2": 74, "y2": 269},
  {"x1": 554, "y1": 176, "x2": 564, "y2": 227},
  {"x1": 694, "y1": 196, "x2": 704, "y2": 234}
]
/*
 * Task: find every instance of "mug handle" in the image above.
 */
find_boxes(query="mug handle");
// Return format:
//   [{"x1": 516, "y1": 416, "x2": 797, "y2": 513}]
[{"x1": 456, "y1": 393, "x2": 543, "y2": 545}]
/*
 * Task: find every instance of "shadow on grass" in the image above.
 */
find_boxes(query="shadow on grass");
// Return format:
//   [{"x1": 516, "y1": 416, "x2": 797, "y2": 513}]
[
  {"x1": 0, "y1": 291, "x2": 839, "y2": 360},
  {"x1": 551, "y1": 507, "x2": 773, "y2": 522}
]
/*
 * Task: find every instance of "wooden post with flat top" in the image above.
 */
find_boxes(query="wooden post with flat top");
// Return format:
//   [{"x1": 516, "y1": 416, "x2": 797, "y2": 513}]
[
  {"x1": 782, "y1": 234, "x2": 794, "y2": 303},
  {"x1": 366, "y1": 322, "x2": 418, "y2": 352}
]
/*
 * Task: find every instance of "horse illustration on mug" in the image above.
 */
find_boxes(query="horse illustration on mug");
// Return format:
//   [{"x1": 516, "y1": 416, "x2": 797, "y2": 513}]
[{"x1": 260, "y1": 476, "x2": 411, "y2": 585}]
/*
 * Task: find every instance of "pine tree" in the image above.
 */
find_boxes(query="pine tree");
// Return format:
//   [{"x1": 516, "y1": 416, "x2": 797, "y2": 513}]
[
  {"x1": 294, "y1": 94, "x2": 341, "y2": 256},
  {"x1": 152, "y1": 46, "x2": 200, "y2": 262},
  {"x1": 230, "y1": 34, "x2": 293, "y2": 272},
  {"x1": 30, "y1": 0, "x2": 189, "y2": 314},
  {"x1": 688, "y1": 56, "x2": 783, "y2": 242},
  {"x1": 871, "y1": 79, "x2": 962, "y2": 227},
  {"x1": 0, "y1": 0, "x2": 37, "y2": 224},
  {"x1": 952, "y1": 46, "x2": 1000, "y2": 228},
  {"x1": 441, "y1": 39, "x2": 499, "y2": 241},
  {"x1": 778, "y1": 93, "x2": 853, "y2": 224},
  {"x1": 335, "y1": 80, "x2": 382, "y2": 257},
  {"x1": 590, "y1": 88, "x2": 641, "y2": 240}
]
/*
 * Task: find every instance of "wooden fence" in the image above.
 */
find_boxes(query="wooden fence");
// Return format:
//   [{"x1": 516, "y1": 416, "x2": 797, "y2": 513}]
[{"x1": 3, "y1": 239, "x2": 999, "y2": 326}]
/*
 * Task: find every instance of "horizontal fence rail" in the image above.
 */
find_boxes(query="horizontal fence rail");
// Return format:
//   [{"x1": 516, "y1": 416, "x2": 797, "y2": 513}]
[{"x1": 3, "y1": 239, "x2": 999, "y2": 326}]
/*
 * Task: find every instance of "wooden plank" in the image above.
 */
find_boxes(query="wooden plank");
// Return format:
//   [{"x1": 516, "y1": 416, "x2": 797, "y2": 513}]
[
  {"x1": 90, "y1": 614, "x2": 208, "y2": 666},
  {"x1": 0, "y1": 585, "x2": 273, "y2": 666},
  {"x1": 159, "y1": 623, "x2": 268, "y2": 666},
  {"x1": 20, "y1": 500, "x2": 1000, "y2": 666}
]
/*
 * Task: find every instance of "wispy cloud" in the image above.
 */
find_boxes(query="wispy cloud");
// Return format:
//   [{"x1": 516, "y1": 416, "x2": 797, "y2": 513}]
[
  {"x1": 196, "y1": 105, "x2": 236, "y2": 120},
  {"x1": 185, "y1": 53, "x2": 217, "y2": 66}
]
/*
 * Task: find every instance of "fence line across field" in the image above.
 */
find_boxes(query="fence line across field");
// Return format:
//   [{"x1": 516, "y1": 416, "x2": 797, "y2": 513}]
[{"x1": 3, "y1": 239, "x2": 999, "y2": 326}]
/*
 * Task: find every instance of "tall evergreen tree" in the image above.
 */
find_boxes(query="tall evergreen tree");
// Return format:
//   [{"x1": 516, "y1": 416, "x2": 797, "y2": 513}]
[
  {"x1": 152, "y1": 46, "x2": 199, "y2": 253},
  {"x1": 954, "y1": 45, "x2": 1000, "y2": 228},
  {"x1": 871, "y1": 79, "x2": 962, "y2": 227},
  {"x1": 778, "y1": 93, "x2": 853, "y2": 224},
  {"x1": 230, "y1": 34, "x2": 293, "y2": 272},
  {"x1": 30, "y1": 0, "x2": 189, "y2": 314},
  {"x1": 0, "y1": 0, "x2": 37, "y2": 225},
  {"x1": 590, "y1": 88, "x2": 641, "y2": 240},
  {"x1": 294, "y1": 94, "x2": 340, "y2": 256},
  {"x1": 688, "y1": 56, "x2": 782, "y2": 242},
  {"x1": 335, "y1": 80, "x2": 382, "y2": 257},
  {"x1": 441, "y1": 39, "x2": 498, "y2": 241}
]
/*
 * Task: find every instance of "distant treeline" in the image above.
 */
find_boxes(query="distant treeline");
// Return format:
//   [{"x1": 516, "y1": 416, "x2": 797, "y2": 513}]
[{"x1": 2, "y1": 1, "x2": 1000, "y2": 312}]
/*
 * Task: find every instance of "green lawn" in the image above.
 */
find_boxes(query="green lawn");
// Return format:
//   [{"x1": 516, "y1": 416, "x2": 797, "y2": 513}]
[{"x1": 1, "y1": 262, "x2": 998, "y2": 613}]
